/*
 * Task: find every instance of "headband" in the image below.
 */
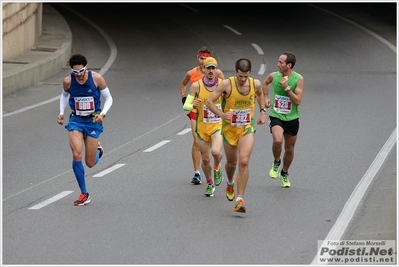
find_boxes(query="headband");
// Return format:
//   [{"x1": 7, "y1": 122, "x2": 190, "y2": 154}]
[{"x1": 198, "y1": 52, "x2": 212, "y2": 58}]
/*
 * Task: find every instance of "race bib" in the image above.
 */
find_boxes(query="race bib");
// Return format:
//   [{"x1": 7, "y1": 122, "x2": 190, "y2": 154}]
[
  {"x1": 231, "y1": 108, "x2": 250, "y2": 128},
  {"x1": 274, "y1": 95, "x2": 292, "y2": 114},
  {"x1": 203, "y1": 104, "x2": 221, "y2": 123},
  {"x1": 74, "y1": 96, "x2": 95, "y2": 116}
]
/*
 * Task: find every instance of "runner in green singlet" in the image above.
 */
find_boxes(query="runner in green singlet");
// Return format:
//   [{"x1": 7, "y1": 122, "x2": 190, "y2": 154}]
[{"x1": 263, "y1": 52, "x2": 304, "y2": 188}]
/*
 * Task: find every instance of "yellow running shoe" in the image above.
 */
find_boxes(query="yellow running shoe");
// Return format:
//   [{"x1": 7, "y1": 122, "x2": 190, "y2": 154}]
[
  {"x1": 225, "y1": 182, "x2": 235, "y2": 201},
  {"x1": 204, "y1": 183, "x2": 215, "y2": 197},
  {"x1": 214, "y1": 166, "x2": 223, "y2": 186},
  {"x1": 269, "y1": 162, "x2": 281, "y2": 179},
  {"x1": 281, "y1": 174, "x2": 291, "y2": 188}
]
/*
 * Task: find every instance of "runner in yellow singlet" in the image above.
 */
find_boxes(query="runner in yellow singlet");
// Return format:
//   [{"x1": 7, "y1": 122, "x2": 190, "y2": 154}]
[
  {"x1": 206, "y1": 58, "x2": 267, "y2": 213},
  {"x1": 183, "y1": 57, "x2": 224, "y2": 197},
  {"x1": 180, "y1": 46, "x2": 224, "y2": 185}
]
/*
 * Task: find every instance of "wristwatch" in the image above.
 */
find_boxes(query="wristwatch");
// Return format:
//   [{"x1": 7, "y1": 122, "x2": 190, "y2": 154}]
[
  {"x1": 260, "y1": 108, "x2": 267, "y2": 113},
  {"x1": 284, "y1": 86, "x2": 291, "y2": 92}
]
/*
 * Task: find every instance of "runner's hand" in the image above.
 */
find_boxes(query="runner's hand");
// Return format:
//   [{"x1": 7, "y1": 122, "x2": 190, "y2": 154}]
[
  {"x1": 57, "y1": 114, "x2": 64, "y2": 125},
  {"x1": 192, "y1": 99, "x2": 201, "y2": 109},
  {"x1": 257, "y1": 112, "x2": 266, "y2": 125},
  {"x1": 223, "y1": 109, "x2": 233, "y2": 120},
  {"x1": 93, "y1": 114, "x2": 105, "y2": 124},
  {"x1": 265, "y1": 97, "x2": 272, "y2": 108}
]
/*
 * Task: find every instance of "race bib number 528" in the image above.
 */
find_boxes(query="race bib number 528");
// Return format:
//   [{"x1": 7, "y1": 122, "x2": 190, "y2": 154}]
[{"x1": 274, "y1": 95, "x2": 292, "y2": 114}]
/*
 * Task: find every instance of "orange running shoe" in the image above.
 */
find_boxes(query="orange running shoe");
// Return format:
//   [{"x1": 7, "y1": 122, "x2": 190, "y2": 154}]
[
  {"x1": 74, "y1": 193, "x2": 90, "y2": 206},
  {"x1": 233, "y1": 198, "x2": 246, "y2": 213}
]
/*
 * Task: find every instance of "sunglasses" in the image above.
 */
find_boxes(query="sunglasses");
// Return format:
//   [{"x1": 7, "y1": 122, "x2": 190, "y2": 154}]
[{"x1": 71, "y1": 66, "x2": 86, "y2": 74}]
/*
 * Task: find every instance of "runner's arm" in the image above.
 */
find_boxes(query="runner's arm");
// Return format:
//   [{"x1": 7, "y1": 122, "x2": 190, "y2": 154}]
[
  {"x1": 180, "y1": 71, "x2": 191, "y2": 104},
  {"x1": 183, "y1": 82, "x2": 199, "y2": 111},
  {"x1": 287, "y1": 76, "x2": 304, "y2": 106},
  {"x1": 263, "y1": 73, "x2": 274, "y2": 109},
  {"x1": 100, "y1": 86, "x2": 113, "y2": 115},
  {"x1": 93, "y1": 72, "x2": 113, "y2": 115},
  {"x1": 255, "y1": 79, "x2": 266, "y2": 109},
  {"x1": 59, "y1": 89, "x2": 69, "y2": 115}
]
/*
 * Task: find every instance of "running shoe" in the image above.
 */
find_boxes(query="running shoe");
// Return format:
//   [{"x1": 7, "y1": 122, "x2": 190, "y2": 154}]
[
  {"x1": 98, "y1": 142, "x2": 104, "y2": 159},
  {"x1": 281, "y1": 173, "x2": 291, "y2": 188},
  {"x1": 74, "y1": 193, "x2": 90, "y2": 206},
  {"x1": 191, "y1": 173, "x2": 201, "y2": 184},
  {"x1": 214, "y1": 166, "x2": 223, "y2": 186},
  {"x1": 204, "y1": 183, "x2": 215, "y2": 197},
  {"x1": 269, "y1": 162, "x2": 281, "y2": 179},
  {"x1": 233, "y1": 198, "x2": 246, "y2": 213},
  {"x1": 225, "y1": 182, "x2": 235, "y2": 201}
]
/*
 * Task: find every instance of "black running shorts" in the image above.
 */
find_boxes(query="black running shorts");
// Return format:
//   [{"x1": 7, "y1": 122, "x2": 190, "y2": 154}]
[{"x1": 269, "y1": 116, "x2": 299, "y2": 136}]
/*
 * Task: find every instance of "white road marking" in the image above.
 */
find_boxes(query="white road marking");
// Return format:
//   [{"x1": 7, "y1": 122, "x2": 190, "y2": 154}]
[
  {"x1": 251, "y1": 43, "x2": 264, "y2": 55},
  {"x1": 29, "y1": 191, "x2": 74, "y2": 210},
  {"x1": 143, "y1": 140, "x2": 171, "y2": 152},
  {"x1": 258, "y1": 64, "x2": 266, "y2": 75},
  {"x1": 223, "y1": 25, "x2": 241, "y2": 35},
  {"x1": 3, "y1": 96, "x2": 60, "y2": 117},
  {"x1": 177, "y1": 128, "x2": 191, "y2": 135},
  {"x1": 251, "y1": 44, "x2": 266, "y2": 75},
  {"x1": 92, "y1": 163, "x2": 126, "y2": 177},
  {"x1": 311, "y1": 128, "x2": 397, "y2": 264}
]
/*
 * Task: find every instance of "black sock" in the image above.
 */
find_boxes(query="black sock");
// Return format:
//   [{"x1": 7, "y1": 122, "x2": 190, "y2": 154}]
[
  {"x1": 274, "y1": 160, "x2": 281, "y2": 165},
  {"x1": 281, "y1": 170, "x2": 288, "y2": 176}
]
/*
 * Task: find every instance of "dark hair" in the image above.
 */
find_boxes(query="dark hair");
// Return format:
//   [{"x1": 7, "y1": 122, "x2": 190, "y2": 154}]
[
  {"x1": 197, "y1": 46, "x2": 213, "y2": 54},
  {"x1": 282, "y1": 52, "x2": 296, "y2": 69},
  {"x1": 235, "y1": 58, "x2": 251, "y2": 72},
  {"x1": 68, "y1": 54, "x2": 87, "y2": 68}
]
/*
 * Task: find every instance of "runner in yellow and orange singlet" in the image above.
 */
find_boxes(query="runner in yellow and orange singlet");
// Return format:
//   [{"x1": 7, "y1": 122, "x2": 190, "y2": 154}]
[
  {"x1": 206, "y1": 58, "x2": 266, "y2": 213},
  {"x1": 183, "y1": 57, "x2": 224, "y2": 197},
  {"x1": 180, "y1": 46, "x2": 224, "y2": 184}
]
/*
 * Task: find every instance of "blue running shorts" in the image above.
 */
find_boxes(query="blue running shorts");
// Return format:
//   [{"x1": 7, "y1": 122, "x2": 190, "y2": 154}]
[{"x1": 65, "y1": 117, "x2": 103, "y2": 139}]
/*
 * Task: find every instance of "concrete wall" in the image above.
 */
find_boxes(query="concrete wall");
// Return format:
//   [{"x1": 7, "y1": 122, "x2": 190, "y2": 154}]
[
  {"x1": 2, "y1": 2, "x2": 42, "y2": 61},
  {"x1": 2, "y1": 3, "x2": 72, "y2": 97}
]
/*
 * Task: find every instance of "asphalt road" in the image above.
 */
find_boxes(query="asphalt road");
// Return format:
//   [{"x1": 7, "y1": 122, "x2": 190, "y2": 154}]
[{"x1": 2, "y1": 3, "x2": 396, "y2": 265}]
